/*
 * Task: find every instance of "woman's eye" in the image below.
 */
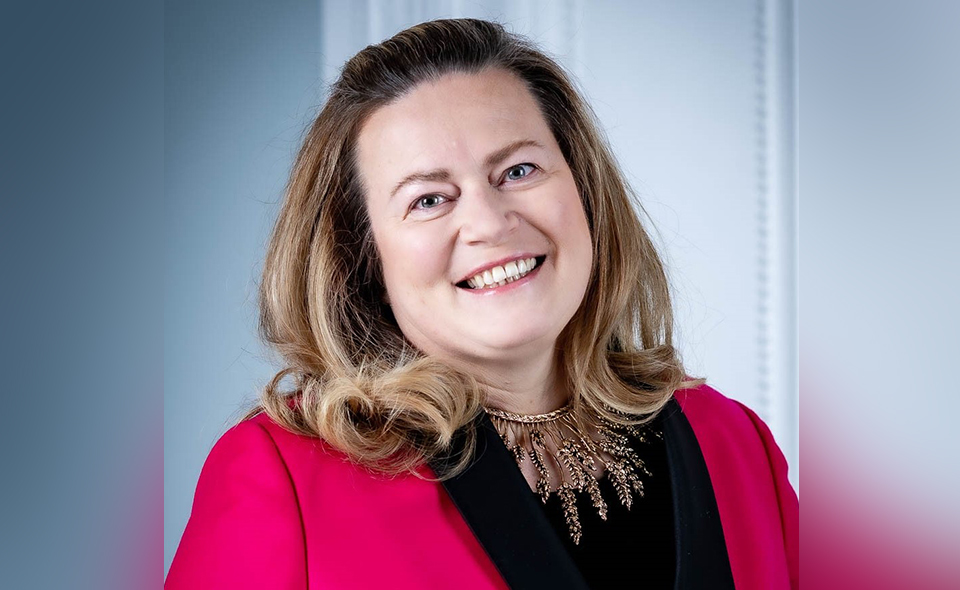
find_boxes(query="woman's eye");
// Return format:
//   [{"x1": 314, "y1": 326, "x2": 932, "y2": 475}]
[
  {"x1": 413, "y1": 194, "x2": 446, "y2": 210},
  {"x1": 502, "y1": 163, "x2": 537, "y2": 183}
]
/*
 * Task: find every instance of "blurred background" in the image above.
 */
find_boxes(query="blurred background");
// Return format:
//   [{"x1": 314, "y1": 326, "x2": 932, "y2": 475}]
[
  {"x1": 165, "y1": 0, "x2": 799, "y2": 576},
  {"x1": 7, "y1": 0, "x2": 960, "y2": 590},
  {"x1": 7, "y1": 0, "x2": 958, "y2": 588}
]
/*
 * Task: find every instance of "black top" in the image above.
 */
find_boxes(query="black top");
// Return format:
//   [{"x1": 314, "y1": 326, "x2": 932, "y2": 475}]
[
  {"x1": 535, "y1": 419, "x2": 675, "y2": 589},
  {"x1": 431, "y1": 399, "x2": 736, "y2": 590}
]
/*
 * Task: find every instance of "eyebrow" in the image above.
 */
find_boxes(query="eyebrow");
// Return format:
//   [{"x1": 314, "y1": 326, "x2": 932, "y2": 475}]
[{"x1": 389, "y1": 139, "x2": 545, "y2": 198}]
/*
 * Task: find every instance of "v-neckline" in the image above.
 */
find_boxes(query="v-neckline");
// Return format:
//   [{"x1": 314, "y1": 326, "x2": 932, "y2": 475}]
[{"x1": 430, "y1": 398, "x2": 735, "y2": 590}]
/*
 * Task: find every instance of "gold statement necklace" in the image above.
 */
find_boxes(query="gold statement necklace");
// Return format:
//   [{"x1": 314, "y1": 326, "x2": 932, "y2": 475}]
[{"x1": 484, "y1": 402, "x2": 655, "y2": 545}]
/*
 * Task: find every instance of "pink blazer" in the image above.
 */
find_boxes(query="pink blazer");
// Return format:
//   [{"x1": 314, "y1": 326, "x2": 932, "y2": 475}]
[{"x1": 166, "y1": 383, "x2": 798, "y2": 589}]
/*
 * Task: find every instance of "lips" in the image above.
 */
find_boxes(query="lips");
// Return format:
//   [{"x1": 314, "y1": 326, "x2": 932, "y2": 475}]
[{"x1": 455, "y1": 255, "x2": 547, "y2": 290}]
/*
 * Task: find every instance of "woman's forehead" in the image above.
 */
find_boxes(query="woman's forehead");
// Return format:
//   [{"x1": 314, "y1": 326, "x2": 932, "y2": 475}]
[{"x1": 355, "y1": 69, "x2": 557, "y2": 190}]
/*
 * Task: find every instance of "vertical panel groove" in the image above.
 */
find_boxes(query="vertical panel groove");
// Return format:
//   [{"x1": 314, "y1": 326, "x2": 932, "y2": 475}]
[{"x1": 755, "y1": 0, "x2": 772, "y2": 421}]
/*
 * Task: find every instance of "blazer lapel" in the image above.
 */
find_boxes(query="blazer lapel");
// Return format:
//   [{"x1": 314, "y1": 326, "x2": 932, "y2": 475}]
[
  {"x1": 431, "y1": 412, "x2": 590, "y2": 590},
  {"x1": 432, "y1": 399, "x2": 736, "y2": 590},
  {"x1": 662, "y1": 398, "x2": 736, "y2": 589}
]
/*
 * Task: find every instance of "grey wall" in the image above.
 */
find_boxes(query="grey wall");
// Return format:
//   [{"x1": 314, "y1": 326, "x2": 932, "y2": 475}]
[
  {"x1": 165, "y1": 0, "x2": 799, "y2": 575},
  {"x1": 164, "y1": 0, "x2": 320, "y2": 574}
]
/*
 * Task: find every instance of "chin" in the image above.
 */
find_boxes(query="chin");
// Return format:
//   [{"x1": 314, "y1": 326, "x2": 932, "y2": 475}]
[{"x1": 471, "y1": 329, "x2": 556, "y2": 356}]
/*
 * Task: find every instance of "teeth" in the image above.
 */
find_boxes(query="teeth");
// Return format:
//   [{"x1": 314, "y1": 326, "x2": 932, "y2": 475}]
[{"x1": 465, "y1": 257, "x2": 539, "y2": 290}]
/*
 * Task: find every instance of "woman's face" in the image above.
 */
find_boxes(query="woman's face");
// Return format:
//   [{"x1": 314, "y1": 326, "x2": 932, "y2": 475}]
[{"x1": 356, "y1": 68, "x2": 593, "y2": 369}]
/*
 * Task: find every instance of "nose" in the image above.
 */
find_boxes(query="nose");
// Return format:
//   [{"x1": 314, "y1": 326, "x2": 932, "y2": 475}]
[{"x1": 456, "y1": 183, "x2": 519, "y2": 246}]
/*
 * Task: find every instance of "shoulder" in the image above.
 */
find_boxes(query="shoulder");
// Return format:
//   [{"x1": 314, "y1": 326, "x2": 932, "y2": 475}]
[
  {"x1": 168, "y1": 414, "x2": 319, "y2": 587},
  {"x1": 672, "y1": 381, "x2": 792, "y2": 485},
  {"x1": 673, "y1": 384, "x2": 799, "y2": 588},
  {"x1": 674, "y1": 382, "x2": 761, "y2": 432},
  {"x1": 189, "y1": 414, "x2": 317, "y2": 511},
  {"x1": 206, "y1": 412, "x2": 350, "y2": 479},
  {"x1": 672, "y1": 382, "x2": 782, "y2": 456},
  {"x1": 673, "y1": 381, "x2": 746, "y2": 418}
]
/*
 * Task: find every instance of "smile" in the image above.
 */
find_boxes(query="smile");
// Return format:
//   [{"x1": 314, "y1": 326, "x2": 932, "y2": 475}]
[{"x1": 457, "y1": 255, "x2": 547, "y2": 290}]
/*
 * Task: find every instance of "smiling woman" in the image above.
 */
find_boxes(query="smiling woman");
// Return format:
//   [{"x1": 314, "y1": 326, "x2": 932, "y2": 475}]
[
  {"x1": 166, "y1": 18, "x2": 798, "y2": 590},
  {"x1": 358, "y1": 69, "x2": 594, "y2": 392}
]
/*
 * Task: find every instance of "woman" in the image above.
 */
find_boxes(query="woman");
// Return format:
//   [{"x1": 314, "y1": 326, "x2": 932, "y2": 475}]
[{"x1": 166, "y1": 18, "x2": 798, "y2": 590}]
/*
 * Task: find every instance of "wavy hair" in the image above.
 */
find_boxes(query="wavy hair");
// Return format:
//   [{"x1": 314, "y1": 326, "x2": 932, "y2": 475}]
[{"x1": 252, "y1": 18, "x2": 693, "y2": 479}]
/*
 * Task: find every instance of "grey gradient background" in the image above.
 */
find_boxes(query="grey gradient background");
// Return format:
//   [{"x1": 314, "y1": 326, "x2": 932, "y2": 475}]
[
  {"x1": 2, "y1": 1, "x2": 163, "y2": 589},
  {"x1": 0, "y1": 1, "x2": 957, "y2": 588},
  {"x1": 165, "y1": 3, "x2": 321, "y2": 577}
]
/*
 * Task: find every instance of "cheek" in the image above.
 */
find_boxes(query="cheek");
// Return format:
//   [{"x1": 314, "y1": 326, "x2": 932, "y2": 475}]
[
  {"x1": 553, "y1": 186, "x2": 594, "y2": 289},
  {"x1": 554, "y1": 185, "x2": 593, "y2": 249},
  {"x1": 376, "y1": 228, "x2": 449, "y2": 304}
]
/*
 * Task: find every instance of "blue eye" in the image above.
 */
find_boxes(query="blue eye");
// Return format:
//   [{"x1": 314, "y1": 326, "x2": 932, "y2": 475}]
[
  {"x1": 502, "y1": 163, "x2": 537, "y2": 183},
  {"x1": 413, "y1": 194, "x2": 446, "y2": 210}
]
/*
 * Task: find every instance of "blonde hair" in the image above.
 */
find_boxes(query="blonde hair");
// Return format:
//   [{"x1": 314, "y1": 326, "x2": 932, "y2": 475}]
[{"x1": 253, "y1": 19, "x2": 692, "y2": 478}]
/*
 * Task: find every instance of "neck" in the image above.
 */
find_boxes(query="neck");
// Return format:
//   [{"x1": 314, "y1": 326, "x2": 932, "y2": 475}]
[{"x1": 469, "y1": 348, "x2": 569, "y2": 415}]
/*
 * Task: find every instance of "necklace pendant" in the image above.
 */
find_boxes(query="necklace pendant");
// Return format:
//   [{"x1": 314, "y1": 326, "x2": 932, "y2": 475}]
[{"x1": 485, "y1": 403, "x2": 653, "y2": 545}]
